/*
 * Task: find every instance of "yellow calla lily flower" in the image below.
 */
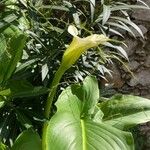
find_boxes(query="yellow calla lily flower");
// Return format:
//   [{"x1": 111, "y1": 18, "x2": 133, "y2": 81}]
[
  {"x1": 61, "y1": 25, "x2": 109, "y2": 70},
  {"x1": 42, "y1": 26, "x2": 109, "y2": 149},
  {"x1": 44, "y1": 25, "x2": 109, "y2": 121}
]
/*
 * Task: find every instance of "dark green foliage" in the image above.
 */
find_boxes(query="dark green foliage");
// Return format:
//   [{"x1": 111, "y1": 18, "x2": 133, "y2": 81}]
[
  {"x1": 0, "y1": 0, "x2": 149, "y2": 149},
  {"x1": 11, "y1": 129, "x2": 41, "y2": 150}
]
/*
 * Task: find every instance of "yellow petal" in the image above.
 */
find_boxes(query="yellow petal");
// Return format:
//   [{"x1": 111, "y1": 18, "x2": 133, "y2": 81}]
[{"x1": 61, "y1": 34, "x2": 109, "y2": 70}]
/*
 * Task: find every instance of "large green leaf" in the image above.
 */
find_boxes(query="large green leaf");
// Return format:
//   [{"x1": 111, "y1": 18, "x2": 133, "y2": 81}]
[
  {"x1": 99, "y1": 94, "x2": 150, "y2": 130},
  {"x1": 11, "y1": 129, "x2": 42, "y2": 150},
  {"x1": 45, "y1": 76, "x2": 134, "y2": 150},
  {"x1": 0, "y1": 32, "x2": 27, "y2": 84},
  {"x1": 72, "y1": 76, "x2": 99, "y2": 117}
]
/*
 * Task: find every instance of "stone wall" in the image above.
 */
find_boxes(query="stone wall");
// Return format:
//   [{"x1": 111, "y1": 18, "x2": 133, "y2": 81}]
[
  {"x1": 123, "y1": 0, "x2": 150, "y2": 98},
  {"x1": 108, "y1": 1, "x2": 150, "y2": 149},
  {"x1": 109, "y1": 0, "x2": 150, "y2": 99}
]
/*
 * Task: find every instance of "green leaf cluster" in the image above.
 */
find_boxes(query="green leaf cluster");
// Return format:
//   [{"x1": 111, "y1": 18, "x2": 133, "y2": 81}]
[
  {"x1": 12, "y1": 76, "x2": 150, "y2": 150},
  {"x1": 0, "y1": 0, "x2": 150, "y2": 149}
]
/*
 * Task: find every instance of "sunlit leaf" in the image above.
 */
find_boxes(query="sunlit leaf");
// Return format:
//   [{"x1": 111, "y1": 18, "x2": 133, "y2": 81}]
[
  {"x1": 99, "y1": 95, "x2": 150, "y2": 130},
  {"x1": 102, "y1": 5, "x2": 111, "y2": 25},
  {"x1": 107, "y1": 21, "x2": 135, "y2": 37},
  {"x1": 104, "y1": 42, "x2": 129, "y2": 61},
  {"x1": 90, "y1": 0, "x2": 95, "y2": 22},
  {"x1": 0, "y1": 33, "x2": 27, "y2": 84},
  {"x1": 45, "y1": 76, "x2": 134, "y2": 150},
  {"x1": 111, "y1": 16, "x2": 144, "y2": 38}
]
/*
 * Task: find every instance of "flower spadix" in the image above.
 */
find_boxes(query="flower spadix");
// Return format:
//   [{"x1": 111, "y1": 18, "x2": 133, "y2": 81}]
[{"x1": 61, "y1": 25, "x2": 109, "y2": 70}]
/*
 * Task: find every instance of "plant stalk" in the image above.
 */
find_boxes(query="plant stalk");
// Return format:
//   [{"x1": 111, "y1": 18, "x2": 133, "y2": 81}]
[{"x1": 42, "y1": 65, "x2": 66, "y2": 150}]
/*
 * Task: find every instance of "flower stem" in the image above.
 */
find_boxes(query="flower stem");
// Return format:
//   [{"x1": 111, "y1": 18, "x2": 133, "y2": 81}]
[{"x1": 42, "y1": 65, "x2": 65, "y2": 150}]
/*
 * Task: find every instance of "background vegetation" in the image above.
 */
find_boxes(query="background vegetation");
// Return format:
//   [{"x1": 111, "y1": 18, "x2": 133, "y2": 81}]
[{"x1": 0, "y1": 0, "x2": 149, "y2": 149}]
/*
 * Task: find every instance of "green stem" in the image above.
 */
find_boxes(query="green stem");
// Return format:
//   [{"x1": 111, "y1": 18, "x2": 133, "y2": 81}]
[
  {"x1": 44, "y1": 67, "x2": 65, "y2": 118},
  {"x1": 42, "y1": 65, "x2": 66, "y2": 150}
]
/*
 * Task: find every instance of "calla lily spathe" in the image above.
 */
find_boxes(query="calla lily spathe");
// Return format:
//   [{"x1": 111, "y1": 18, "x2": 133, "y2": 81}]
[{"x1": 61, "y1": 25, "x2": 109, "y2": 70}]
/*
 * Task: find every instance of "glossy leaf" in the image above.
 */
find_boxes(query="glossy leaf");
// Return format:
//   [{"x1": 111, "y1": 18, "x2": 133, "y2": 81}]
[
  {"x1": 15, "y1": 58, "x2": 39, "y2": 73},
  {"x1": 74, "y1": 76, "x2": 99, "y2": 117},
  {"x1": 111, "y1": 16, "x2": 144, "y2": 38},
  {"x1": 99, "y1": 94, "x2": 150, "y2": 130},
  {"x1": 0, "y1": 89, "x2": 11, "y2": 96},
  {"x1": 0, "y1": 33, "x2": 27, "y2": 84},
  {"x1": 0, "y1": 142, "x2": 7, "y2": 150},
  {"x1": 41, "y1": 64, "x2": 49, "y2": 81},
  {"x1": 107, "y1": 21, "x2": 135, "y2": 37},
  {"x1": 0, "y1": 14, "x2": 18, "y2": 33},
  {"x1": 11, "y1": 129, "x2": 42, "y2": 150},
  {"x1": 104, "y1": 42, "x2": 129, "y2": 61},
  {"x1": 111, "y1": 4, "x2": 149, "y2": 11},
  {"x1": 90, "y1": 0, "x2": 95, "y2": 22},
  {"x1": 45, "y1": 76, "x2": 134, "y2": 150},
  {"x1": 102, "y1": 5, "x2": 111, "y2": 25}
]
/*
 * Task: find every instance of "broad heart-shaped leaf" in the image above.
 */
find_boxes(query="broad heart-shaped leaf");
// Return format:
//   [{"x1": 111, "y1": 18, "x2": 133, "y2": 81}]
[
  {"x1": 0, "y1": 32, "x2": 27, "y2": 84},
  {"x1": 11, "y1": 128, "x2": 42, "y2": 150},
  {"x1": 99, "y1": 94, "x2": 150, "y2": 130},
  {"x1": 46, "y1": 76, "x2": 134, "y2": 150},
  {"x1": 72, "y1": 76, "x2": 99, "y2": 117}
]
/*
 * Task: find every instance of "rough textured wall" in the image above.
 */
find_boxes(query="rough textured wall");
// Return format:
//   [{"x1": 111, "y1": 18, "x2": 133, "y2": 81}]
[
  {"x1": 123, "y1": 0, "x2": 150, "y2": 98},
  {"x1": 108, "y1": 0, "x2": 150, "y2": 149},
  {"x1": 109, "y1": 0, "x2": 150, "y2": 99}
]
